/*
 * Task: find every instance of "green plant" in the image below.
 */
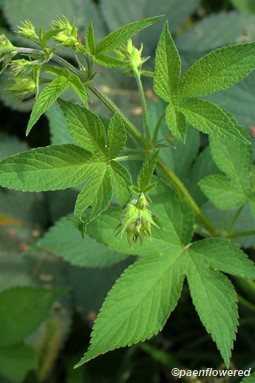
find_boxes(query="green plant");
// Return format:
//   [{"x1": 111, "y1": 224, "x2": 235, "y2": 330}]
[{"x1": 1, "y1": 15, "x2": 255, "y2": 372}]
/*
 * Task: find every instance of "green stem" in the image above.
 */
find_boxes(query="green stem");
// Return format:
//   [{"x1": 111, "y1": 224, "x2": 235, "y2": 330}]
[
  {"x1": 238, "y1": 294, "x2": 255, "y2": 312},
  {"x1": 15, "y1": 47, "x2": 218, "y2": 236},
  {"x1": 114, "y1": 154, "x2": 144, "y2": 162},
  {"x1": 227, "y1": 205, "x2": 244, "y2": 233},
  {"x1": 152, "y1": 108, "x2": 165, "y2": 143},
  {"x1": 132, "y1": 67, "x2": 151, "y2": 141},
  {"x1": 226, "y1": 230, "x2": 255, "y2": 239}
]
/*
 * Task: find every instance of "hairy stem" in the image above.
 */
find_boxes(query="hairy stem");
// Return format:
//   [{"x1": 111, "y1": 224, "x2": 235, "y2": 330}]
[{"x1": 132, "y1": 67, "x2": 151, "y2": 141}]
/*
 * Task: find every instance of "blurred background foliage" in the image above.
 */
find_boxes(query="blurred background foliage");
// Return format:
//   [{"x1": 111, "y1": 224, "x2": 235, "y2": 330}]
[{"x1": 1, "y1": 0, "x2": 255, "y2": 382}]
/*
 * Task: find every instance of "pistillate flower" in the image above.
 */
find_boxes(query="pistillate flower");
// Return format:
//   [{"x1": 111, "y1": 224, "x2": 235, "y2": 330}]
[
  {"x1": 17, "y1": 20, "x2": 39, "y2": 40},
  {"x1": 115, "y1": 38, "x2": 149, "y2": 73},
  {"x1": 115, "y1": 193, "x2": 158, "y2": 246},
  {"x1": 50, "y1": 17, "x2": 80, "y2": 49}
]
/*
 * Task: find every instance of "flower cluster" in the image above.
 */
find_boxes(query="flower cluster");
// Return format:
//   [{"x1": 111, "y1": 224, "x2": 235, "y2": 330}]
[
  {"x1": 115, "y1": 39, "x2": 149, "y2": 73},
  {"x1": 17, "y1": 20, "x2": 38, "y2": 40},
  {"x1": 115, "y1": 193, "x2": 158, "y2": 246},
  {"x1": 50, "y1": 17, "x2": 81, "y2": 49}
]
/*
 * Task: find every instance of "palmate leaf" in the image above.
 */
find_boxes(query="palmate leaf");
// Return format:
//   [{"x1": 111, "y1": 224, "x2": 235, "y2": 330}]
[
  {"x1": 180, "y1": 41, "x2": 255, "y2": 99},
  {"x1": 95, "y1": 16, "x2": 163, "y2": 55},
  {"x1": 79, "y1": 222, "x2": 255, "y2": 366},
  {"x1": 0, "y1": 144, "x2": 94, "y2": 191},
  {"x1": 78, "y1": 183, "x2": 255, "y2": 367},
  {"x1": 76, "y1": 252, "x2": 185, "y2": 367}
]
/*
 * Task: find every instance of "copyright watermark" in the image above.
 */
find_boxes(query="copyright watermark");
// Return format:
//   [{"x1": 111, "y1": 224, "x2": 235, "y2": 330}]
[{"x1": 171, "y1": 367, "x2": 251, "y2": 379}]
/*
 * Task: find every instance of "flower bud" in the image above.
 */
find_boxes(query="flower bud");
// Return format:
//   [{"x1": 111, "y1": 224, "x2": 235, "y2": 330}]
[
  {"x1": 51, "y1": 17, "x2": 80, "y2": 49},
  {"x1": 17, "y1": 20, "x2": 38, "y2": 40},
  {"x1": 115, "y1": 39, "x2": 149, "y2": 72}
]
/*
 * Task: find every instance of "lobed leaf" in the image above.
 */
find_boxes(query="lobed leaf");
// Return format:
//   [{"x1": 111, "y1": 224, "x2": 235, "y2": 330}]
[
  {"x1": 78, "y1": 228, "x2": 254, "y2": 367},
  {"x1": 153, "y1": 22, "x2": 181, "y2": 102},
  {"x1": 0, "y1": 144, "x2": 94, "y2": 191},
  {"x1": 26, "y1": 76, "x2": 69, "y2": 135},
  {"x1": 75, "y1": 252, "x2": 185, "y2": 365},
  {"x1": 180, "y1": 41, "x2": 255, "y2": 99},
  {"x1": 95, "y1": 16, "x2": 163, "y2": 54}
]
